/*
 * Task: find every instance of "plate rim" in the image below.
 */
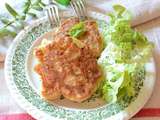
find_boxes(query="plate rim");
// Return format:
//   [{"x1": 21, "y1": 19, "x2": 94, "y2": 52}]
[{"x1": 4, "y1": 10, "x2": 156, "y2": 120}]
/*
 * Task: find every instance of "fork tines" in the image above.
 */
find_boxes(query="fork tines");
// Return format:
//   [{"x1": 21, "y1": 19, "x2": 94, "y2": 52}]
[
  {"x1": 46, "y1": 5, "x2": 60, "y2": 27},
  {"x1": 70, "y1": 0, "x2": 88, "y2": 20}
]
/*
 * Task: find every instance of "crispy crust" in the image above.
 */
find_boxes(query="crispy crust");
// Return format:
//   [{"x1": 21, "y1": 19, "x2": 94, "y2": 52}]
[{"x1": 34, "y1": 18, "x2": 103, "y2": 102}]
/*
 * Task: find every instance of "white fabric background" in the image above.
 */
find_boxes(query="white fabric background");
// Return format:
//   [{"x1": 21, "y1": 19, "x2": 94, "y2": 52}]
[{"x1": 0, "y1": 0, "x2": 160, "y2": 120}]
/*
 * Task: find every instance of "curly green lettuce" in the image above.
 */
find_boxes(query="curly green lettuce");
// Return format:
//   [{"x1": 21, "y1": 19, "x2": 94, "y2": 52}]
[{"x1": 98, "y1": 4, "x2": 154, "y2": 103}]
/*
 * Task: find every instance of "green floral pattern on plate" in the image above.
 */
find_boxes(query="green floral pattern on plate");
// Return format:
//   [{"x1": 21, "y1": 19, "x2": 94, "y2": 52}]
[{"x1": 10, "y1": 18, "x2": 145, "y2": 120}]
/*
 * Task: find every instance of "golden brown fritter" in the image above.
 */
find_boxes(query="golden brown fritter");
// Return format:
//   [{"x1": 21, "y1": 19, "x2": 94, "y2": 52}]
[
  {"x1": 34, "y1": 18, "x2": 103, "y2": 102},
  {"x1": 80, "y1": 20, "x2": 103, "y2": 57},
  {"x1": 60, "y1": 48, "x2": 101, "y2": 102},
  {"x1": 56, "y1": 18, "x2": 103, "y2": 57}
]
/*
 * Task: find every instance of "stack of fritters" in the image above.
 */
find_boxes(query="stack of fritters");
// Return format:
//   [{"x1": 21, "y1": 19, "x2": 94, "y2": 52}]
[{"x1": 34, "y1": 18, "x2": 103, "y2": 102}]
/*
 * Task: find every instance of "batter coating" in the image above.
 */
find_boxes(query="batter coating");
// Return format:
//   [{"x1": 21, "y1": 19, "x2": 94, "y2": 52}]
[{"x1": 34, "y1": 18, "x2": 103, "y2": 102}]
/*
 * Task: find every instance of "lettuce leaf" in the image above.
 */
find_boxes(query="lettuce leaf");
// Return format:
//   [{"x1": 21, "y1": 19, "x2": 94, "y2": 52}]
[
  {"x1": 98, "y1": 4, "x2": 153, "y2": 103},
  {"x1": 68, "y1": 22, "x2": 86, "y2": 48},
  {"x1": 100, "y1": 63, "x2": 137, "y2": 103},
  {"x1": 69, "y1": 22, "x2": 86, "y2": 38}
]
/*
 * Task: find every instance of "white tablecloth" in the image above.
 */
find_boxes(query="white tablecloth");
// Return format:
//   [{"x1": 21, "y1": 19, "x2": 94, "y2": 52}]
[{"x1": 0, "y1": 0, "x2": 160, "y2": 120}]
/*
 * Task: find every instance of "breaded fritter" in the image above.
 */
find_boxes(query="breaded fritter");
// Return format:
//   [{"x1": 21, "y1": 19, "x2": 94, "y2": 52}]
[{"x1": 34, "y1": 18, "x2": 103, "y2": 102}]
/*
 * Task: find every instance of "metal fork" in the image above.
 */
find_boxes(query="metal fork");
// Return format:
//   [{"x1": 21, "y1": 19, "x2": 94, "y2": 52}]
[
  {"x1": 70, "y1": 0, "x2": 88, "y2": 20},
  {"x1": 45, "y1": 4, "x2": 60, "y2": 27}
]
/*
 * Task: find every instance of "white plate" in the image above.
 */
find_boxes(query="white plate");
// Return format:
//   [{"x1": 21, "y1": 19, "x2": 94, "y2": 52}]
[{"x1": 5, "y1": 11, "x2": 156, "y2": 120}]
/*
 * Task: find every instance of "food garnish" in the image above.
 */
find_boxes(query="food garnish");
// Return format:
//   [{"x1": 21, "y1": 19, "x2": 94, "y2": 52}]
[
  {"x1": 55, "y1": 0, "x2": 71, "y2": 6},
  {"x1": 98, "y1": 4, "x2": 153, "y2": 103},
  {"x1": 69, "y1": 22, "x2": 86, "y2": 38},
  {"x1": 68, "y1": 22, "x2": 86, "y2": 48}
]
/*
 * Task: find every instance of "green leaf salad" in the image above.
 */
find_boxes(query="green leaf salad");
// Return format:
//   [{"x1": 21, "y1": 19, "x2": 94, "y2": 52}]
[{"x1": 98, "y1": 4, "x2": 153, "y2": 103}]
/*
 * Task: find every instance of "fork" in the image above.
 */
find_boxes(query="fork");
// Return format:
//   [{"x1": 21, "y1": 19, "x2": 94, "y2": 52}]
[
  {"x1": 70, "y1": 0, "x2": 88, "y2": 20},
  {"x1": 45, "y1": 4, "x2": 60, "y2": 27}
]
